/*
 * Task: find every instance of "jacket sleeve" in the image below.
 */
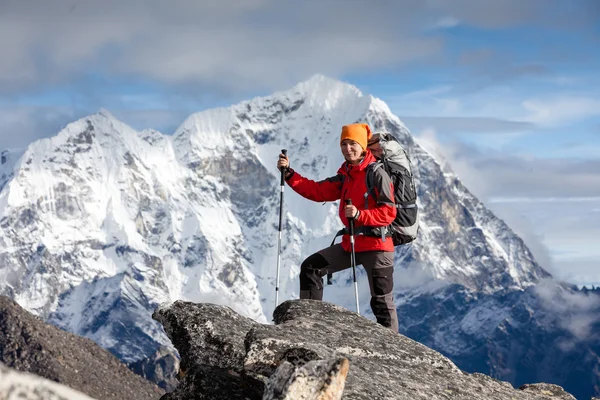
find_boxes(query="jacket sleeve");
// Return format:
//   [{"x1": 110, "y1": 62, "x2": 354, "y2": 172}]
[
  {"x1": 356, "y1": 167, "x2": 396, "y2": 227},
  {"x1": 285, "y1": 169, "x2": 343, "y2": 202}
]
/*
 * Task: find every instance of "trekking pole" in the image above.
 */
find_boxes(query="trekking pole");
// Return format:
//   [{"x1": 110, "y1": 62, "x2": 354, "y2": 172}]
[
  {"x1": 345, "y1": 199, "x2": 360, "y2": 314},
  {"x1": 275, "y1": 149, "x2": 287, "y2": 307}
]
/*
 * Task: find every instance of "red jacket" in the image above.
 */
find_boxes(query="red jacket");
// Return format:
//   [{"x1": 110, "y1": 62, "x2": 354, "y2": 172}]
[{"x1": 286, "y1": 151, "x2": 396, "y2": 252}]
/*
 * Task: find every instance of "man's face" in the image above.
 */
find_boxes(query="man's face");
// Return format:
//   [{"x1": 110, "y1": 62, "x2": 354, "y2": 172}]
[{"x1": 368, "y1": 141, "x2": 384, "y2": 159}]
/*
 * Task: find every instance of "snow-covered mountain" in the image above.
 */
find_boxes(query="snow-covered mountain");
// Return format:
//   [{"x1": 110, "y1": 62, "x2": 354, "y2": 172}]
[
  {"x1": 4, "y1": 75, "x2": 594, "y2": 395},
  {"x1": 398, "y1": 282, "x2": 600, "y2": 400}
]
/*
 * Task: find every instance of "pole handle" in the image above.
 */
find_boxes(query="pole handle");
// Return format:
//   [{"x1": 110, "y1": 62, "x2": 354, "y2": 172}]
[
  {"x1": 279, "y1": 149, "x2": 288, "y2": 186},
  {"x1": 345, "y1": 199, "x2": 355, "y2": 234}
]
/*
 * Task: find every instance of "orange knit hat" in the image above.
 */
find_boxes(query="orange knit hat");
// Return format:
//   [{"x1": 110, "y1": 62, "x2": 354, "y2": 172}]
[{"x1": 340, "y1": 123, "x2": 372, "y2": 150}]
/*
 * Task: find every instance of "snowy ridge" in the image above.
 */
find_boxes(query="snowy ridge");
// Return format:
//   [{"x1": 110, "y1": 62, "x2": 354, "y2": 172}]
[{"x1": 0, "y1": 75, "x2": 549, "y2": 364}]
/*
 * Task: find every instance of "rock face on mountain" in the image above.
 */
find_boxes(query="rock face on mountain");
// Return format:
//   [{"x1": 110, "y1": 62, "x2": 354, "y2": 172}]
[
  {"x1": 128, "y1": 345, "x2": 181, "y2": 391},
  {"x1": 153, "y1": 299, "x2": 577, "y2": 400},
  {"x1": 0, "y1": 295, "x2": 164, "y2": 400}
]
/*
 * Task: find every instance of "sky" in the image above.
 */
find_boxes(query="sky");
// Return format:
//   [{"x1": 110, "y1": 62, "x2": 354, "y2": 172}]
[{"x1": 0, "y1": 0, "x2": 599, "y2": 286}]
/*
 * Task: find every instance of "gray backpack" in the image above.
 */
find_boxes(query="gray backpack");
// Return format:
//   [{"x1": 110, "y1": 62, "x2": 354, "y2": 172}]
[{"x1": 365, "y1": 133, "x2": 419, "y2": 245}]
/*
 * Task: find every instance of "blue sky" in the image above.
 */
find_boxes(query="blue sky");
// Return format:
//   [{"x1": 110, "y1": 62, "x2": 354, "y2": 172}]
[{"x1": 0, "y1": 0, "x2": 598, "y2": 285}]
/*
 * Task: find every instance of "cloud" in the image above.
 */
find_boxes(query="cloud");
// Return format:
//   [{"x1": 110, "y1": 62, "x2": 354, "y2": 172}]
[
  {"x1": 0, "y1": 104, "x2": 191, "y2": 149},
  {"x1": 415, "y1": 130, "x2": 600, "y2": 283},
  {"x1": 522, "y1": 97, "x2": 600, "y2": 126},
  {"x1": 488, "y1": 199, "x2": 600, "y2": 280},
  {"x1": 1, "y1": 0, "x2": 597, "y2": 95},
  {"x1": 391, "y1": 80, "x2": 600, "y2": 141},
  {"x1": 534, "y1": 280, "x2": 600, "y2": 341},
  {"x1": 553, "y1": 258, "x2": 600, "y2": 287},
  {"x1": 414, "y1": 129, "x2": 600, "y2": 199},
  {"x1": 426, "y1": 0, "x2": 600, "y2": 30},
  {"x1": 465, "y1": 152, "x2": 600, "y2": 200},
  {"x1": 0, "y1": 105, "x2": 79, "y2": 149},
  {"x1": 0, "y1": 0, "x2": 443, "y2": 95},
  {"x1": 452, "y1": 49, "x2": 551, "y2": 91},
  {"x1": 401, "y1": 116, "x2": 535, "y2": 134}
]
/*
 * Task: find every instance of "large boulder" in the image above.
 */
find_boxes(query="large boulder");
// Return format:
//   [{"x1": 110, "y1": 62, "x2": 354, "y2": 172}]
[
  {"x1": 0, "y1": 362, "x2": 97, "y2": 400},
  {"x1": 0, "y1": 296, "x2": 164, "y2": 400},
  {"x1": 153, "y1": 299, "x2": 578, "y2": 399}
]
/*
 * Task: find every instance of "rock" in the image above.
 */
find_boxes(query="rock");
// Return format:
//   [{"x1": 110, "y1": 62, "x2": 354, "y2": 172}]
[
  {"x1": 0, "y1": 362, "x2": 97, "y2": 400},
  {"x1": 0, "y1": 296, "x2": 163, "y2": 400},
  {"x1": 263, "y1": 357, "x2": 349, "y2": 400},
  {"x1": 154, "y1": 299, "x2": 579, "y2": 399},
  {"x1": 519, "y1": 383, "x2": 576, "y2": 399},
  {"x1": 128, "y1": 345, "x2": 180, "y2": 391},
  {"x1": 160, "y1": 364, "x2": 264, "y2": 400},
  {"x1": 152, "y1": 300, "x2": 259, "y2": 374},
  {"x1": 152, "y1": 300, "x2": 265, "y2": 398}
]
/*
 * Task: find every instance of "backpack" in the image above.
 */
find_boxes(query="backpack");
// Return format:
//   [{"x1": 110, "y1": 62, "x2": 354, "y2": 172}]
[{"x1": 365, "y1": 133, "x2": 419, "y2": 245}]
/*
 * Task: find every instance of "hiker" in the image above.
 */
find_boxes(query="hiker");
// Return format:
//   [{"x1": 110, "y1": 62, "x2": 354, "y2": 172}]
[{"x1": 277, "y1": 123, "x2": 399, "y2": 332}]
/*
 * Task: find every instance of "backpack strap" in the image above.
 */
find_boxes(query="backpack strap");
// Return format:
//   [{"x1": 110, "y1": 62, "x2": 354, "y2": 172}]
[
  {"x1": 365, "y1": 162, "x2": 381, "y2": 205},
  {"x1": 364, "y1": 161, "x2": 393, "y2": 242},
  {"x1": 326, "y1": 228, "x2": 346, "y2": 285}
]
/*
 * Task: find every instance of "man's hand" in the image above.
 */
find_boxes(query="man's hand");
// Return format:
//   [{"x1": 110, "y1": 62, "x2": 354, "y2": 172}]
[{"x1": 344, "y1": 204, "x2": 359, "y2": 219}]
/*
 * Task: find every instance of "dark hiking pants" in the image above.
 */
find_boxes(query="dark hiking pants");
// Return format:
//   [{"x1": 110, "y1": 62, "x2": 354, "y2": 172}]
[{"x1": 299, "y1": 244, "x2": 398, "y2": 333}]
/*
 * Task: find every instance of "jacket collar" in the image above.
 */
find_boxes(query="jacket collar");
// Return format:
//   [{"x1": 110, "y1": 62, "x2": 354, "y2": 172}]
[{"x1": 339, "y1": 150, "x2": 376, "y2": 176}]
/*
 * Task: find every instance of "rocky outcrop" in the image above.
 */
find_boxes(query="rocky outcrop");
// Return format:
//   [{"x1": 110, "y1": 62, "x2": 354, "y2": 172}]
[
  {"x1": 0, "y1": 296, "x2": 164, "y2": 400},
  {"x1": 153, "y1": 299, "x2": 578, "y2": 399},
  {"x1": 0, "y1": 362, "x2": 97, "y2": 400},
  {"x1": 263, "y1": 357, "x2": 350, "y2": 400}
]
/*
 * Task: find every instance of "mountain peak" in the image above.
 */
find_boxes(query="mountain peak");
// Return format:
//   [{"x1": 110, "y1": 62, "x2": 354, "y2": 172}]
[
  {"x1": 285, "y1": 74, "x2": 368, "y2": 112},
  {"x1": 173, "y1": 74, "x2": 370, "y2": 146},
  {"x1": 96, "y1": 108, "x2": 117, "y2": 120},
  {"x1": 43, "y1": 109, "x2": 139, "y2": 151},
  {"x1": 292, "y1": 74, "x2": 361, "y2": 94}
]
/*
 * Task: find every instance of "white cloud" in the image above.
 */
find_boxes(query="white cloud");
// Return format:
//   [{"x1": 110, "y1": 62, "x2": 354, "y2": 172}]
[
  {"x1": 0, "y1": 0, "x2": 444, "y2": 94},
  {"x1": 401, "y1": 116, "x2": 535, "y2": 134},
  {"x1": 0, "y1": 0, "x2": 597, "y2": 95},
  {"x1": 522, "y1": 97, "x2": 600, "y2": 126},
  {"x1": 0, "y1": 104, "x2": 191, "y2": 149},
  {"x1": 534, "y1": 280, "x2": 600, "y2": 341},
  {"x1": 0, "y1": 106, "x2": 79, "y2": 149},
  {"x1": 430, "y1": 16, "x2": 460, "y2": 30}
]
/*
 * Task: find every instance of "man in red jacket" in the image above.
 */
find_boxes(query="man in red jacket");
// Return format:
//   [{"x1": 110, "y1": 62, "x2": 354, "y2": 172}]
[{"x1": 277, "y1": 123, "x2": 398, "y2": 332}]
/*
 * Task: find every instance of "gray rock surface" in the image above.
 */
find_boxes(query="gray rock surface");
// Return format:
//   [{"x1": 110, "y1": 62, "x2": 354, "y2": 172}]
[
  {"x1": 152, "y1": 301, "x2": 259, "y2": 374},
  {"x1": 0, "y1": 362, "x2": 97, "y2": 400},
  {"x1": 154, "y1": 299, "x2": 579, "y2": 399},
  {"x1": 263, "y1": 357, "x2": 349, "y2": 400},
  {"x1": 160, "y1": 364, "x2": 264, "y2": 400},
  {"x1": 128, "y1": 345, "x2": 180, "y2": 391},
  {"x1": 0, "y1": 296, "x2": 163, "y2": 400}
]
